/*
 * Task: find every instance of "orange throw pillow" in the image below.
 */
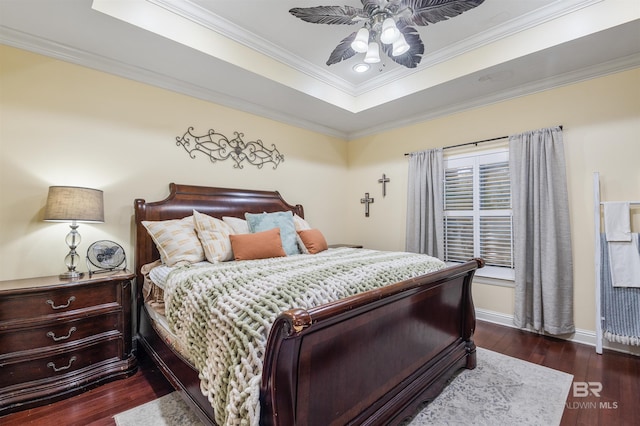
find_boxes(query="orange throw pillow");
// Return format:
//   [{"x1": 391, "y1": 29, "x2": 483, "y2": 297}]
[
  {"x1": 229, "y1": 228, "x2": 286, "y2": 260},
  {"x1": 297, "y1": 229, "x2": 328, "y2": 254}
]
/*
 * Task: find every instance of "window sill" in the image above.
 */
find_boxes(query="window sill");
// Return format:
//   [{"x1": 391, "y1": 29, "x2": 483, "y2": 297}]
[
  {"x1": 473, "y1": 275, "x2": 515, "y2": 288},
  {"x1": 446, "y1": 262, "x2": 515, "y2": 287}
]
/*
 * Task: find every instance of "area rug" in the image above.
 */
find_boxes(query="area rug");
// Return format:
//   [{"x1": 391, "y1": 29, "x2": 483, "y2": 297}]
[{"x1": 113, "y1": 348, "x2": 573, "y2": 426}]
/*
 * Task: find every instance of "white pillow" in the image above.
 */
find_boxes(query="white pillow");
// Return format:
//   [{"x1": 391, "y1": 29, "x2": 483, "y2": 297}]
[
  {"x1": 193, "y1": 210, "x2": 234, "y2": 262},
  {"x1": 222, "y1": 216, "x2": 250, "y2": 234},
  {"x1": 142, "y1": 216, "x2": 205, "y2": 266},
  {"x1": 293, "y1": 213, "x2": 312, "y2": 231}
]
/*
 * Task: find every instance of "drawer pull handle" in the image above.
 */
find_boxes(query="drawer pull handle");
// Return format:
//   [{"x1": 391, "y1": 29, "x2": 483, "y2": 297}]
[
  {"x1": 47, "y1": 356, "x2": 77, "y2": 372},
  {"x1": 46, "y1": 296, "x2": 76, "y2": 310},
  {"x1": 47, "y1": 327, "x2": 77, "y2": 342}
]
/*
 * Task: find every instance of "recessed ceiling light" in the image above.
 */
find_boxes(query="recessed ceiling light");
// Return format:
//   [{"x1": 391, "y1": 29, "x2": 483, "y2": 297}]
[{"x1": 353, "y1": 63, "x2": 370, "y2": 73}]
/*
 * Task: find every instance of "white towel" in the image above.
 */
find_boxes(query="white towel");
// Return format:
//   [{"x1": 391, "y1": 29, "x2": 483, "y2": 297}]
[
  {"x1": 608, "y1": 233, "x2": 640, "y2": 288},
  {"x1": 603, "y1": 202, "x2": 631, "y2": 242}
]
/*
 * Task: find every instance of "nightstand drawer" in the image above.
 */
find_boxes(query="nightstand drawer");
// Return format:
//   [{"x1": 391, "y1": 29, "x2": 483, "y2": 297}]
[
  {"x1": 0, "y1": 282, "x2": 119, "y2": 322},
  {"x1": 0, "y1": 311, "x2": 121, "y2": 355},
  {"x1": 0, "y1": 337, "x2": 122, "y2": 388}
]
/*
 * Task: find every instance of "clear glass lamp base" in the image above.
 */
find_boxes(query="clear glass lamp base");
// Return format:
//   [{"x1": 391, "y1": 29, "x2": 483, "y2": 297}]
[{"x1": 60, "y1": 223, "x2": 84, "y2": 280}]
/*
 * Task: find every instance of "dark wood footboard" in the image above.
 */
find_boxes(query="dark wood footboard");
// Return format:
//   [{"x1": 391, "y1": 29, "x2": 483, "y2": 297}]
[{"x1": 262, "y1": 258, "x2": 482, "y2": 426}]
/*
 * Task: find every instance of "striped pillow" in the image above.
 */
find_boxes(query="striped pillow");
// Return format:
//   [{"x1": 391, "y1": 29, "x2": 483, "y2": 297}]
[
  {"x1": 193, "y1": 210, "x2": 235, "y2": 262},
  {"x1": 142, "y1": 216, "x2": 205, "y2": 266}
]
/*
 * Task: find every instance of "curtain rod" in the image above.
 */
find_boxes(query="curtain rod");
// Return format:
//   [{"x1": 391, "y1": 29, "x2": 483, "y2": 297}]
[{"x1": 404, "y1": 125, "x2": 563, "y2": 156}]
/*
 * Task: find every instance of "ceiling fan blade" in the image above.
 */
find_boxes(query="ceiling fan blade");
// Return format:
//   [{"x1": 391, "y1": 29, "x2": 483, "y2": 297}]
[
  {"x1": 382, "y1": 24, "x2": 424, "y2": 68},
  {"x1": 361, "y1": 0, "x2": 385, "y2": 16},
  {"x1": 326, "y1": 32, "x2": 358, "y2": 65},
  {"x1": 400, "y1": 0, "x2": 485, "y2": 26},
  {"x1": 289, "y1": 6, "x2": 365, "y2": 25}
]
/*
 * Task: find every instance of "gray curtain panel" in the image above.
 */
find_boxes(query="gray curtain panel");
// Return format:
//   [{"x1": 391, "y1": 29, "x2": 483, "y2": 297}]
[
  {"x1": 405, "y1": 148, "x2": 444, "y2": 257},
  {"x1": 510, "y1": 126, "x2": 574, "y2": 335}
]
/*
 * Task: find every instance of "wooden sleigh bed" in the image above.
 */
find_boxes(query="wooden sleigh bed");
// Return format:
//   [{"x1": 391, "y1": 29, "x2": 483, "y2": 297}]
[{"x1": 134, "y1": 183, "x2": 483, "y2": 426}]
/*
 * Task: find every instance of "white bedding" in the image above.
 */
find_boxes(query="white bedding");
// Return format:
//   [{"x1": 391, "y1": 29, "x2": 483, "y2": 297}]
[
  {"x1": 149, "y1": 261, "x2": 210, "y2": 290},
  {"x1": 157, "y1": 247, "x2": 446, "y2": 426}
]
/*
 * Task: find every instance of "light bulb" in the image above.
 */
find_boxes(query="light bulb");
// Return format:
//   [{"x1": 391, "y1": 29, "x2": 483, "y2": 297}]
[
  {"x1": 351, "y1": 28, "x2": 369, "y2": 53},
  {"x1": 380, "y1": 17, "x2": 400, "y2": 44}
]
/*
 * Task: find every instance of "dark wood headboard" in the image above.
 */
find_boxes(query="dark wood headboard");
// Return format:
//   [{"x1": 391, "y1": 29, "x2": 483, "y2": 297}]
[{"x1": 133, "y1": 183, "x2": 304, "y2": 303}]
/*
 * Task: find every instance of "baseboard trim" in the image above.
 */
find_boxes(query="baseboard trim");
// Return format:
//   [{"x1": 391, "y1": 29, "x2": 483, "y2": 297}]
[{"x1": 475, "y1": 308, "x2": 640, "y2": 356}]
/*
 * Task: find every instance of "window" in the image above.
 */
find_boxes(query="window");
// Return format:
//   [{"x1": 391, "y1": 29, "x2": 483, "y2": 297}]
[{"x1": 444, "y1": 149, "x2": 514, "y2": 281}]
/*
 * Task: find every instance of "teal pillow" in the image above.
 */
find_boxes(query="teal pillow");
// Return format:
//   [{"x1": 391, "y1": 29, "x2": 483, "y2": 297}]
[{"x1": 245, "y1": 211, "x2": 300, "y2": 256}]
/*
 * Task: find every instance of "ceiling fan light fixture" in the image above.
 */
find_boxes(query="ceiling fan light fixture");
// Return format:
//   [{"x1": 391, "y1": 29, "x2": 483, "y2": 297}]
[
  {"x1": 379, "y1": 17, "x2": 400, "y2": 44},
  {"x1": 364, "y1": 42, "x2": 381, "y2": 63},
  {"x1": 351, "y1": 27, "x2": 370, "y2": 53},
  {"x1": 392, "y1": 34, "x2": 410, "y2": 56},
  {"x1": 290, "y1": 0, "x2": 485, "y2": 70}
]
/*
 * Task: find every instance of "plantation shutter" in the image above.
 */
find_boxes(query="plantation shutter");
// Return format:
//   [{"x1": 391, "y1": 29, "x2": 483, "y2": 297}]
[
  {"x1": 444, "y1": 153, "x2": 513, "y2": 270},
  {"x1": 479, "y1": 161, "x2": 513, "y2": 268},
  {"x1": 444, "y1": 166, "x2": 473, "y2": 262}
]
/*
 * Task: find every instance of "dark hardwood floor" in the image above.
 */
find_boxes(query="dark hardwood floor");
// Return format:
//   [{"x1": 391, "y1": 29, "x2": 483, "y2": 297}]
[{"x1": 1, "y1": 320, "x2": 638, "y2": 425}]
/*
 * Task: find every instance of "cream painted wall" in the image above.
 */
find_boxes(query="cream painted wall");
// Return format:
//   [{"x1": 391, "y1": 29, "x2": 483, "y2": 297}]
[
  {"x1": 347, "y1": 68, "x2": 640, "y2": 334},
  {"x1": 0, "y1": 45, "x2": 348, "y2": 280},
  {"x1": 2, "y1": 44, "x2": 639, "y2": 339}
]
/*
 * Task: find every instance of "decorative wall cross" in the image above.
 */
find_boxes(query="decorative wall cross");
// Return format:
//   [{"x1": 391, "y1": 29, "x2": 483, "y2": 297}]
[
  {"x1": 360, "y1": 192, "x2": 374, "y2": 217},
  {"x1": 378, "y1": 173, "x2": 390, "y2": 197}
]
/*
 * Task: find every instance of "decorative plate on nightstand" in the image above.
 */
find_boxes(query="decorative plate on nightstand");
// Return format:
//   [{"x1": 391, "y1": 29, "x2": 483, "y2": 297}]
[{"x1": 86, "y1": 240, "x2": 127, "y2": 276}]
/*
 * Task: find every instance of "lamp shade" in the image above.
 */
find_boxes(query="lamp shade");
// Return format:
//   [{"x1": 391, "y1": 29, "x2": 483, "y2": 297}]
[
  {"x1": 380, "y1": 17, "x2": 400, "y2": 44},
  {"x1": 351, "y1": 27, "x2": 370, "y2": 53},
  {"x1": 364, "y1": 42, "x2": 381, "y2": 63},
  {"x1": 44, "y1": 186, "x2": 105, "y2": 223},
  {"x1": 392, "y1": 34, "x2": 410, "y2": 56}
]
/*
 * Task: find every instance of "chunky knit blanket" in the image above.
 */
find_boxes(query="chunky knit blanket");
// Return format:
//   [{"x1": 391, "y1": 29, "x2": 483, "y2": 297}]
[{"x1": 163, "y1": 247, "x2": 445, "y2": 426}]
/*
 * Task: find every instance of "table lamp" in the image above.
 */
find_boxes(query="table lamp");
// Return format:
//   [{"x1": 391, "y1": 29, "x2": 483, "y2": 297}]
[{"x1": 44, "y1": 186, "x2": 104, "y2": 279}]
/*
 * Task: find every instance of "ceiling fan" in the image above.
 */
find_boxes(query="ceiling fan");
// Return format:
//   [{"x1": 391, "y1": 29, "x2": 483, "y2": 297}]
[{"x1": 290, "y1": 0, "x2": 485, "y2": 69}]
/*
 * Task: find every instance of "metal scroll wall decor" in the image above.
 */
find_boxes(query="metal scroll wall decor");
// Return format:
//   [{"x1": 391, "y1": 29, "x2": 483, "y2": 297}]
[{"x1": 176, "y1": 127, "x2": 284, "y2": 169}]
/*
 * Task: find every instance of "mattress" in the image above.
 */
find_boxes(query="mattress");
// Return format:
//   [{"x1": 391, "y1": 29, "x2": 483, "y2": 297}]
[{"x1": 142, "y1": 260, "x2": 194, "y2": 363}]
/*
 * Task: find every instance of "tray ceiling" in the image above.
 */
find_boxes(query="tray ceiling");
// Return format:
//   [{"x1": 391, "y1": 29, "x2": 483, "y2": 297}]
[{"x1": 1, "y1": 0, "x2": 639, "y2": 139}]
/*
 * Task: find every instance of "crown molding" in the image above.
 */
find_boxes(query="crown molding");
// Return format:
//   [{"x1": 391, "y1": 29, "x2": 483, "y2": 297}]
[
  {"x1": 2, "y1": 18, "x2": 636, "y2": 142},
  {"x1": 0, "y1": 26, "x2": 348, "y2": 139},
  {"x1": 347, "y1": 52, "x2": 640, "y2": 140}
]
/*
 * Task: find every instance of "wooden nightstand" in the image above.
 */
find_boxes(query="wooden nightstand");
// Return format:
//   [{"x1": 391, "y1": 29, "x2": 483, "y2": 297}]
[{"x1": 0, "y1": 271, "x2": 137, "y2": 415}]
